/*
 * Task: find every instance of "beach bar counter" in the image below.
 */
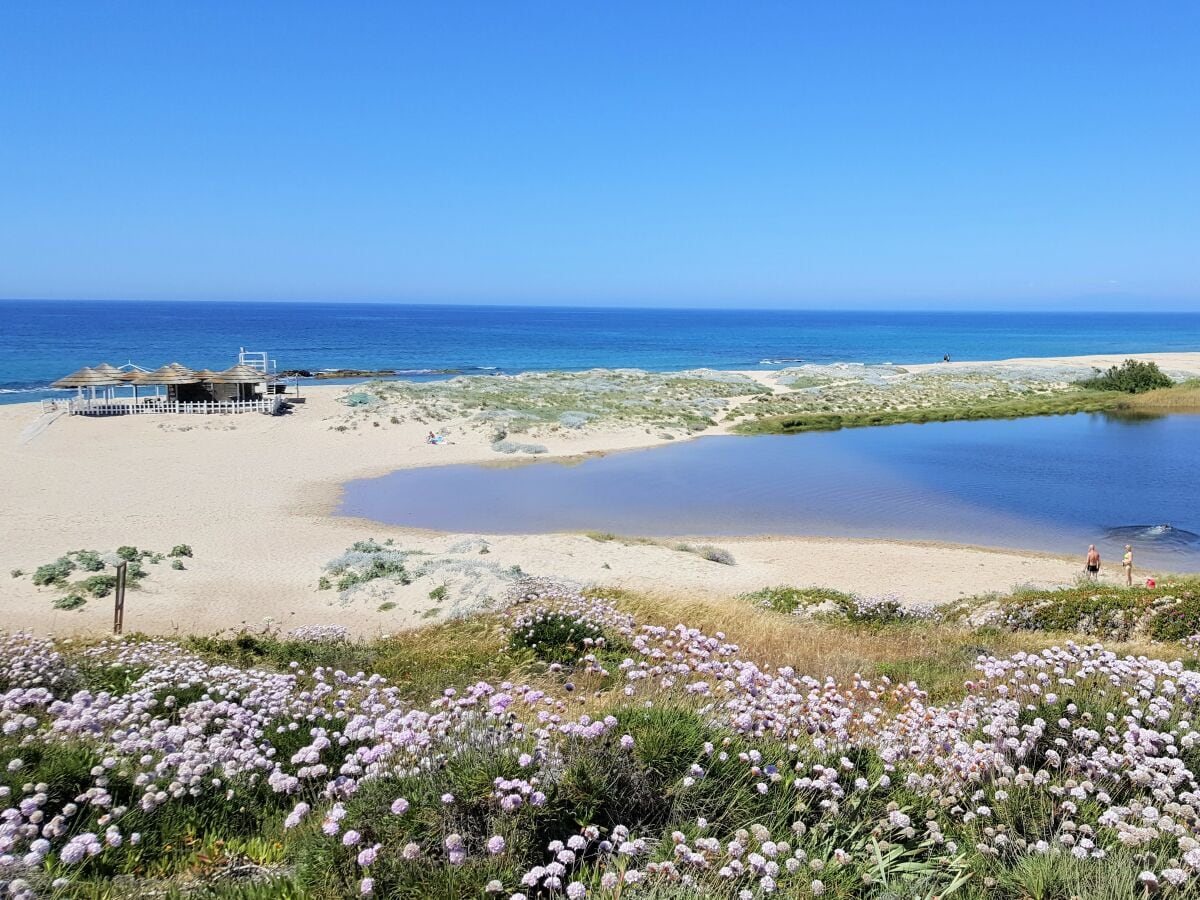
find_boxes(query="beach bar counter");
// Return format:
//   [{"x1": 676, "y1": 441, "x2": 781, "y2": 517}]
[{"x1": 49, "y1": 351, "x2": 290, "y2": 416}]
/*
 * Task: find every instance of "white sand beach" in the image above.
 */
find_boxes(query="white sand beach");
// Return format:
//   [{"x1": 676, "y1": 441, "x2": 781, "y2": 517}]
[{"x1": 1, "y1": 351, "x2": 1197, "y2": 637}]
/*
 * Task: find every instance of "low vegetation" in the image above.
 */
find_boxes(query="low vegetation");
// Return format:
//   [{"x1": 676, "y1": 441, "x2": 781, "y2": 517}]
[
  {"x1": 20, "y1": 545, "x2": 192, "y2": 610},
  {"x1": 585, "y1": 532, "x2": 736, "y2": 565},
  {"x1": 10, "y1": 577, "x2": 1200, "y2": 898},
  {"x1": 1115, "y1": 378, "x2": 1200, "y2": 413},
  {"x1": 736, "y1": 390, "x2": 1121, "y2": 435},
  {"x1": 334, "y1": 369, "x2": 769, "y2": 440},
  {"x1": 995, "y1": 578, "x2": 1200, "y2": 642},
  {"x1": 1078, "y1": 358, "x2": 1174, "y2": 393}
]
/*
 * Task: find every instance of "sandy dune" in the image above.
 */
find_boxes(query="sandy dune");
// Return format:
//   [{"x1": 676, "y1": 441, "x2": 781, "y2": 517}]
[{"x1": 2, "y1": 351, "x2": 1194, "y2": 637}]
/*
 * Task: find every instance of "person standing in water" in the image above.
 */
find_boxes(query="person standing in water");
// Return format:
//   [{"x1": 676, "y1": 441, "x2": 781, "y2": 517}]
[
  {"x1": 1085, "y1": 544, "x2": 1101, "y2": 580},
  {"x1": 1122, "y1": 544, "x2": 1133, "y2": 586}
]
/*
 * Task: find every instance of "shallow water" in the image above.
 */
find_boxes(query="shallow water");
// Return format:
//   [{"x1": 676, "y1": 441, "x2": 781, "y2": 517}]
[{"x1": 339, "y1": 413, "x2": 1200, "y2": 571}]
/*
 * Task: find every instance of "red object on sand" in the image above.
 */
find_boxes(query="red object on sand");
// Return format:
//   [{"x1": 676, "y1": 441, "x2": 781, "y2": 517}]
[{"x1": 1146, "y1": 579, "x2": 1156, "y2": 589}]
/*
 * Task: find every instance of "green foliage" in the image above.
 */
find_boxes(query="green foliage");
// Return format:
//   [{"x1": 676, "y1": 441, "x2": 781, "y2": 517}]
[
  {"x1": 1147, "y1": 593, "x2": 1200, "y2": 641},
  {"x1": 116, "y1": 545, "x2": 140, "y2": 561},
  {"x1": 998, "y1": 582, "x2": 1200, "y2": 641},
  {"x1": 508, "y1": 612, "x2": 607, "y2": 664},
  {"x1": 169, "y1": 544, "x2": 193, "y2": 558},
  {"x1": 317, "y1": 576, "x2": 331, "y2": 590},
  {"x1": 72, "y1": 549, "x2": 106, "y2": 571},
  {"x1": 378, "y1": 601, "x2": 398, "y2": 611},
  {"x1": 184, "y1": 632, "x2": 377, "y2": 675},
  {"x1": 428, "y1": 584, "x2": 448, "y2": 602},
  {"x1": 171, "y1": 558, "x2": 185, "y2": 570},
  {"x1": 738, "y1": 390, "x2": 1121, "y2": 435},
  {"x1": 80, "y1": 574, "x2": 118, "y2": 598},
  {"x1": 53, "y1": 593, "x2": 86, "y2": 611},
  {"x1": 1079, "y1": 358, "x2": 1173, "y2": 394},
  {"x1": 738, "y1": 585, "x2": 853, "y2": 614},
  {"x1": 1001, "y1": 587, "x2": 1149, "y2": 638},
  {"x1": 32, "y1": 556, "x2": 75, "y2": 586}
]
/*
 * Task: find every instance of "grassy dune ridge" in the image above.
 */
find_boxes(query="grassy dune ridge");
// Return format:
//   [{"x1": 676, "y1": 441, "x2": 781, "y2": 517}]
[{"x1": 332, "y1": 361, "x2": 1199, "y2": 445}]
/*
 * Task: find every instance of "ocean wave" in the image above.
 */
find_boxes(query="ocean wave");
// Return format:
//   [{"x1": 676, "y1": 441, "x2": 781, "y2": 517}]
[
  {"x1": 759, "y1": 357, "x2": 805, "y2": 365},
  {"x1": 0, "y1": 386, "x2": 63, "y2": 394}
]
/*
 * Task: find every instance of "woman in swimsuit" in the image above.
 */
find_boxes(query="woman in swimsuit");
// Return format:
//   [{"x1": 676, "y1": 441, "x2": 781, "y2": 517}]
[
  {"x1": 1122, "y1": 545, "x2": 1133, "y2": 586},
  {"x1": 1085, "y1": 545, "x2": 1101, "y2": 580}
]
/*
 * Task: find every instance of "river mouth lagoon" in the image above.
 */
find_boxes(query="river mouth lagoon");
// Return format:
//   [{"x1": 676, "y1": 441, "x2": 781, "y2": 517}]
[{"x1": 341, "y1": 411, "x2": 1200, "y2": 571}]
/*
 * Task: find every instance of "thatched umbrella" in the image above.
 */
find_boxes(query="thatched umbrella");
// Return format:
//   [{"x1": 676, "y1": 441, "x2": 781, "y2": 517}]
[
  {"x1": 92, "y1": 363, "x2": 125, "y2": 379},
  {"x1": 50, "y1": 367, "x2": 124, "y2": 406},
  {"x1": 211, "y1": 364, "x2": 266, "y2": 401},
  {"x1": 51, "y1": 367, "x2": 109, "y2": 389},
  {"x1": 142, "y1": 365, "x2": 199, "y2": 385},
  {"x1": 209, "y1": 364, "x2": 267, "y2": 383}
]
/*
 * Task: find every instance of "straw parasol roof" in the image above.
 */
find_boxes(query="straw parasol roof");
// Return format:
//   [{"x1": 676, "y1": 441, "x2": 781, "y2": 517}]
[
  {"x1": 141, "y1": 365, "x2": 199, "y2": 385},
  {"x1": 92, "y1": 363, "x2": 125, "y2": 379},
  {"x1": 191, "y1": 369, "x2": 218, "y2": 380},
  {"x1": 51, "y1": 367, "x2": 124, "y2": 388},
  {"x1": 209, "y1": 364, "x2": 267, "y2": 384}
]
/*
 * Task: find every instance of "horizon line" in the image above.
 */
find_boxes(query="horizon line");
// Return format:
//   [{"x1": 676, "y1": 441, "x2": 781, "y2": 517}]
[{"x1": 2, "y1": 297, "x2": 1199, "y2": 315}]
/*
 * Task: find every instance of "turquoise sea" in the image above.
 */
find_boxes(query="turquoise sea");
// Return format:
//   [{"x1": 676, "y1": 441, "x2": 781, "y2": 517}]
[{"x1": 2, "y1": 300, "x2": 1200, "y2": 403}]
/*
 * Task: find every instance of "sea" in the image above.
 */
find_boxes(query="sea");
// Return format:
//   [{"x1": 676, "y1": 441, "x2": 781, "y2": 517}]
[{"x1": 3, "y1": 299, "x2": 1200, "y2": 404}]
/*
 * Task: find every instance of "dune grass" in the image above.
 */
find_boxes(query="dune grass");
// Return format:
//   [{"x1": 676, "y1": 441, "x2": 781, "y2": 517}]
[
  {"x1": 1115, "y1": 378, "x2": 1200, "y2": 413},
  {"x1": 734, "y1": 389, "x2": 1123, "y2": 434}
]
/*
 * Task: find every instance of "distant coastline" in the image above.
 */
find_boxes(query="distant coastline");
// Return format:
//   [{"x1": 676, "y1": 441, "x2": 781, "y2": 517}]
[{"x1": 2, "y1": 300, "x2": 1199, "y2": 404}]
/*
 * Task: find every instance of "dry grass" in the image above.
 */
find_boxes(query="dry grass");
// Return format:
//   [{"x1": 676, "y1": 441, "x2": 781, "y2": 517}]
[
  {"x1": 1117, "y1": 379, "x2": 1200, "y2": 412},
  {"x1": 601, "y1": 586, "x2": 1178, "y2": 703}
]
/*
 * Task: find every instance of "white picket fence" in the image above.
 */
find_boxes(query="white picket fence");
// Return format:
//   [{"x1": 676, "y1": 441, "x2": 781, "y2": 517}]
[{"x1": 67, "y1": 397, "x2": 282, "y2": 416}]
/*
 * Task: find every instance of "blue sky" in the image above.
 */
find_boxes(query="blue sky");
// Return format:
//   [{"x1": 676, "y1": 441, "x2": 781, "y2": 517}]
[{"x1": 1, "y1": 2, "x2": 1197, "y2": 309}]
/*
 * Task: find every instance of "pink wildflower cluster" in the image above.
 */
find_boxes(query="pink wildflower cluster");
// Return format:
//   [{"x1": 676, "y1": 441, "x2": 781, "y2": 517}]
[{"x1": 8, "y1": 581, "x2": 1200, "y2": 895}]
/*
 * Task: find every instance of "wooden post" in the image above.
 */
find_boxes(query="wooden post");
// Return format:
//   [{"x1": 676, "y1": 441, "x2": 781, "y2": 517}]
[{"x1": 113, "y1": 561, "x2": 127, "y2": 635}]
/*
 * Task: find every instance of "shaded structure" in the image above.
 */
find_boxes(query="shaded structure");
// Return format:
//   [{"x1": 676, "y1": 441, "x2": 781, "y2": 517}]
[{"x1": 50, "y1": 350, "x2": 292, "y2": 416}]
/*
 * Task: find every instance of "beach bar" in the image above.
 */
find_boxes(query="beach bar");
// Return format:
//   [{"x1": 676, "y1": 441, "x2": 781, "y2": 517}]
[{"x1": 50, "y1": 350, "x2": 290, "y2": 416}]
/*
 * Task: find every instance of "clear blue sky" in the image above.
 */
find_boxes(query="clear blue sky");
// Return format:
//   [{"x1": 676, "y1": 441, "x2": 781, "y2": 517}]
[{"x1": 1, "y1": 2, "x2": 1197, "y2": 309}]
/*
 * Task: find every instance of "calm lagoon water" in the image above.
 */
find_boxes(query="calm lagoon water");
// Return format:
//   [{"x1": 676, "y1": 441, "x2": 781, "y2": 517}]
[{"x1": 340, "y1": 413, "x2": 1200, "y2": 571}]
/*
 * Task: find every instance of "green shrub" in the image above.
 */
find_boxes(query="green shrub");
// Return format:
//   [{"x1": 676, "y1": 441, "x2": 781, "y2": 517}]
[
  {"x1": 53, "y1": 593, "x2": 86, "y2": 611},
  {"x1": 32, "y1": 557, "x2": 75, "y2": 587},
  {"x1": 428, "y1": 584, "x2": 448, "y2": 602},
  {"x1": 1148, "y1": 594, "x2": 1200, "y2": 641},
  {"x1": 317, "y1": 576, "x2": 331, "y2": 590},
  {"x1": 80, "y1": 574, "x2": 118, "y2": 598},
  {"x1": 170, "y1": 558, "x2": 185, "y2": 570},
  {"x1": 72, "y1": 549, "x2": 105, "y2": 572},
  {"x1": 739, "y1": 585, "x2": 853, "y2": 614},
  {"x1": 378, "y1": 601, "x2": 397, "y2": 611},
  {"x1": 116, "y1": 545, "x2": 140, "y2": 561},
  {"x1": 1079, "y1": 358, "x2": 1173, "y2": 393}
]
